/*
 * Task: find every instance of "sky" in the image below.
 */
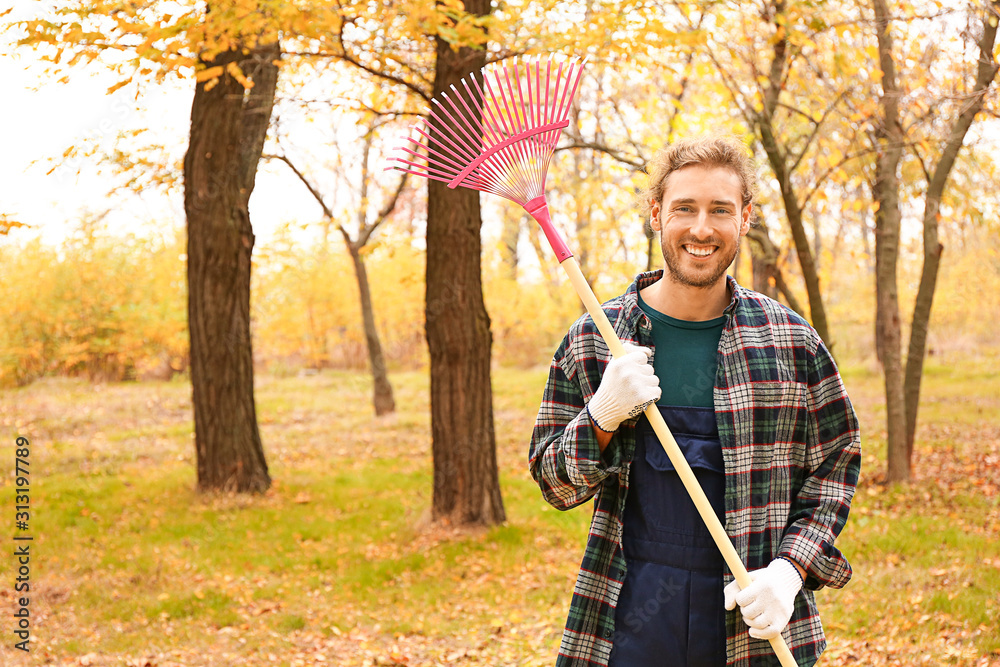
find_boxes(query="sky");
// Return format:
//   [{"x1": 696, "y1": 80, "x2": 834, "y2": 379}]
[{"x1": 0, "y1": 23, "x2": 352, "y2": 251}]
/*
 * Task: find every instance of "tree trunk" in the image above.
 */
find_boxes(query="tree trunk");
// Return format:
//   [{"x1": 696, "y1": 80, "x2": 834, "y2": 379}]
[
  {"x1": 746, "y1": 221, "x2": 807, "y2": 319},
  {"x1": 772, "y1": 271, "x2": 806, "y2": 318},
  {"x1": 860, "y1": 213, "x2": 874, "y2": 274},
  {"x1": 904, "y1": 4, "x2": 999, "y2": 458},
  {"x1": 903, "y1": 237, "x2": 941, "y2": 457},
  {"x1": 184, "y1": 43, "x2": 278, "y2": 493},
  {"x1": 747, "y1": 226, "x2": 778, "y2": 298},
  {"x1": 425, "y1": 3, "x2": 505, "y2": 526},
  {"x1": 873, "y1": 213, "x2": 885, "y2": 366},
  {"x1": 751, "y1": 256, "x2": 775, "y2": 297},
  {"x1": 781, "y1": 196, "x2": 829, "y2": 343},
  {"x1": 872, "y1": 0, "x2": 909, "y2": 484},
  {"x1": 811, "y1": 212, "x2": 822, "y2": 270},
  {"x1": 873, "y1": 161, "x2": 908, "y2": 484},
  {"x1": 500, "y1": 213, "x2": 520, "y2": 280},
  {"x1": 753, "y1": 0, "x2": 832, "y2": 346},
  {"x1": 757, "y1": 122, "x2": 832, "y2": 344},
  {"x1": 349, "y1": 245, "x2": 396, "y2": 416},
  {"x1": 829, "y1": 212, "x2": 849, "y2": 277}
]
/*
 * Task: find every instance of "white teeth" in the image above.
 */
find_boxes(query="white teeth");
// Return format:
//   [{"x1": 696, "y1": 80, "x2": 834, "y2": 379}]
[{"x1": 684, "y1": 245, "x2": 715, "y2": 257}]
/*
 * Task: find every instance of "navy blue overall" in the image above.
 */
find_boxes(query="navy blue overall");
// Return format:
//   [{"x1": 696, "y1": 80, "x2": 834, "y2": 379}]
[{"x1": 608, "y1": 405, "x2": 727, "y2": 667}]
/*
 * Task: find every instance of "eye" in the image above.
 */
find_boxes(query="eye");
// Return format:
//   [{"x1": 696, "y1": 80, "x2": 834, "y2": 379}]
[{"x1": 713, "y1": 207, "x2": 731, "y2": 215}]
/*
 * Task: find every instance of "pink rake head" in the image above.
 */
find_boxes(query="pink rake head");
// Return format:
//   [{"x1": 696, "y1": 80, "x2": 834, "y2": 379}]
[{"x1": 386, "y1": 56, "x2": 587, "y2": 262}]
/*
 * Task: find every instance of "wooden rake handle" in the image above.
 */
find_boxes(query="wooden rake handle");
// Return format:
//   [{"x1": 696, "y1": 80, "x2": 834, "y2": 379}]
[{"x1": 533, "y1": 204, "x2": 797, "y2": 666}]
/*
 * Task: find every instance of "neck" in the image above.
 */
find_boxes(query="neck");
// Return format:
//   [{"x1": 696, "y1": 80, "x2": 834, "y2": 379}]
[{"x1": 640, "y1": 273, "x2": 731, "y2": 321}]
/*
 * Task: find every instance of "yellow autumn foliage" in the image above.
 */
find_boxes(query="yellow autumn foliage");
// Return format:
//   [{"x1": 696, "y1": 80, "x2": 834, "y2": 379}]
[
  {"x1": 251, "y1": 223, "x2": 584, "y2": 374},
  {"x1": 251, "y1": 227, "x2": 428, "y2": 372},
  {"x1": 0, "y1": 221, "x2": 188, "y2": 386},
  {"x1": 1, "y1": 214, "x2": 997, "y2": 388}
]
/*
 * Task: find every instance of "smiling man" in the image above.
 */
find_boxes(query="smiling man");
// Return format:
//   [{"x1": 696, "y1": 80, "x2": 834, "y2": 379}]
[{"x1": 529, "y1": 136, "x2": 861, "y2": 667}]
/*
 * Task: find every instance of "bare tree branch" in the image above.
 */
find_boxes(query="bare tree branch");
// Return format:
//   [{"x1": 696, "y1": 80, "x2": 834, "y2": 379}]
[
  {"x1": 787, "y1": 90, "x2": 848, "y2": 173},
  {"x1": 267, "y1": 114, "x2": 410, "y2": 252},
  {"x1": 263, "y1": 152, "x2": 333, "y2": 219},
  {"x1": 324, "y1": 13, "x2": 433, "y2": 103},
  {"x1": 554, "y1": 141, "x2": 645, "y2": 169},
  {"x1": 702, "y1": 44, "x2": 759, "y2": 132},
  {"x1": 799, "y1": 147, "x2": 877, "y2": 209},
  {"x1": 336, "y1": 50, "x2": 432, "y2": 103},
  {"x1": 362, "y1": 171, "x2": 409, "y2": 246},
  {"x1": 356, "y1": 118, "x2": 410, "y2": 247}
]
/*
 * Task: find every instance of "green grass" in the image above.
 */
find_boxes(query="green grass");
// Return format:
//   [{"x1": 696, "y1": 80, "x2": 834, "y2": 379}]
[
  {"x1": 1, "y1": 361, "x2": 997, "y2": 665},
  {"x1": 819, "y1": 356, "x2": 1000, "y2": 662}
]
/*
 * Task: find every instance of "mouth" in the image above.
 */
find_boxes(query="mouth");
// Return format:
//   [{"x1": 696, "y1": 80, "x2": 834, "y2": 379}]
[{"x1": 683, "y1": 244, "x2": 717, "y2": 258}]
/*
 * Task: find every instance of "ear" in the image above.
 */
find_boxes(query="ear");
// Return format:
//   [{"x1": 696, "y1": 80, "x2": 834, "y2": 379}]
[
  {"x1": 650, "y1": 199, "x2": 662, "y2": 232},
  {"x1": 739, "y1": 203, "x2": 753, "y2": 236}
]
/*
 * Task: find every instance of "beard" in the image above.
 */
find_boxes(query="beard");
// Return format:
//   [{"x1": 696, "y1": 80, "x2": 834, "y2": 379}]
[{"x1": 661, "y1": 235, "x2": 740, "y2": 288}]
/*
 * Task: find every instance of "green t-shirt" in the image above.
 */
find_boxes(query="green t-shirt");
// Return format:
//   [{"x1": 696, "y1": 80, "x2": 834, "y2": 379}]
[{"x1": 637, "y1": 292, "x2": 726, "y2": 409}]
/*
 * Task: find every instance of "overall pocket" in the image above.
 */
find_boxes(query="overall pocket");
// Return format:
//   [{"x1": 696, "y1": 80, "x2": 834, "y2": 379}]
[{"x1": 628, "y1": 407, "x2": 726, "y2": 537}]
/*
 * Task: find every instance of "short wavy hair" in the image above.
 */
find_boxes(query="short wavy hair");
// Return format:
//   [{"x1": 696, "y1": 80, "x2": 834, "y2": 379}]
[{"x1": 639, "y1": 136, "x2": 758, "y2": 220}]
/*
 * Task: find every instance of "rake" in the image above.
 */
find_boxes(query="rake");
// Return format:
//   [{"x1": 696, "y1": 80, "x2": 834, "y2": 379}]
[{"x1": 387, "y1": 55, "x2": 797, "y2": 667}]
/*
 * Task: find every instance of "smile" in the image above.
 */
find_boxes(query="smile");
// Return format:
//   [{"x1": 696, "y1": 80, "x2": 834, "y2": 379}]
[{"x1": 683, "y1": 245, "x2": 716, "y2": 257}]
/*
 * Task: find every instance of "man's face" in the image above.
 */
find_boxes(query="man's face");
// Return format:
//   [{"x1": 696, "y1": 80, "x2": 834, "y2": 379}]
[{"x1": 650, "y1": 165, "x2": 752, "y2": 289}]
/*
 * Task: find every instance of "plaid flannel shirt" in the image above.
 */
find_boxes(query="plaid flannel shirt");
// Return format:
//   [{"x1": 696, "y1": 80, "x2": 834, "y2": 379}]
[{"x1": 529, "y1": 271, "x2": 861, "y2": 667}]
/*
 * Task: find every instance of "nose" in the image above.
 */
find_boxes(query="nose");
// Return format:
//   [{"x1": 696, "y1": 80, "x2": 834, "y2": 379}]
[{"x1": 690, "y1": 209, "x2": 713, "y2": 240}]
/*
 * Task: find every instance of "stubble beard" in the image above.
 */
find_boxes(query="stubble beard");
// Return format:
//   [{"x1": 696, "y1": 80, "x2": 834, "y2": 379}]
[{"x1": 661, "y1": 238, "x2": 740, "y2": 289}]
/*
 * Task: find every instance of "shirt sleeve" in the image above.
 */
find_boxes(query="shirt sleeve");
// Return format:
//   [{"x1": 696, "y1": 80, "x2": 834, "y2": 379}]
[
  {"x1": 779, "y1": 335, "x2": 862, "y2": 590},
  {"x1": 528, "y1": 335, "x2": 626, "y2": 511}
]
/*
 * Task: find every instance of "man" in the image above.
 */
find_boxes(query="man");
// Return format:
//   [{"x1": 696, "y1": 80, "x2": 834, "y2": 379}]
[{"x1": 528, "y1": 136, "x2": 860, "y2": 667}]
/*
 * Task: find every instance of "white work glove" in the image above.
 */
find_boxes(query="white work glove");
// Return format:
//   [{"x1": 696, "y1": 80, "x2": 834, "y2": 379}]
[
  {"x1": 586, "y1": 343, "x2": 660, "y2": 433},
  {"x1": 724, "y1": 558, "x2": 804, "y2": 640}
]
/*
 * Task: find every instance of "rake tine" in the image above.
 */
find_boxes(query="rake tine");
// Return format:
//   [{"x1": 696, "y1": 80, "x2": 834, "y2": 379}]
[
  {"x1": 438, "y1": 89, "x2": 486, "y2": 159},
  {"x1": 408, "y1": 126, "x2": 470, "y2": 176},
  {"x1": 464, "y1": 68, "x2": 526, "y2": 188},
  {"x1": 535, "y1": 59, "x2": 567, "y2": 191},
  {"x1": 458, "y1": 75, "x2": 521, "y2": 193},
  {"x1": 445, "y1": 73, "x2": 517, "y2": 193},
  {"x1": 536, "y1": 58, "x2": 553, "y2": 192},
  {"x1": 426, "y1": 103, "x2": 480, "y2": 165},
  {"x1": 560, "y1": 59, "x2": 587, "y2": 124},
  {"x1": 464, "y1": 70, "x2": 511, "y2": 184},
  {"x1": 392, "y1": 149, "x2": 465, "y2": 183},
  {"x1": 523, "y1": 58, "x2": 541, "y2": 194},
  {"x1": 468, "y1": 71, "x2": 500, "y2": 144},
  {"x1": 452, "y1": 79, "x2": 487, "y2": 144},
  {"x1": 490, "y1": 65, "x2": 518, "y2": 142},
  {"x1": 514, "y1": 59, "x2": 543, "y2": 197},
  {"x1": 500, "y1": 61, "x2": 535, "y2": 201},
  {"x1": 499, "y1": 62, "x2": 528, "y2": 200},
  {"x1": 394, "y1": 145, "x2": 459, "y2": 179},
  {"x1": 476, "y1": 72, "x2": 522, "y2": 178},
  {"x1": 535, "y1": 58, "x2": 558, "y2": 192},
  {"x1": 417, "y1": 114, "x2": 484, "y2": 175}
]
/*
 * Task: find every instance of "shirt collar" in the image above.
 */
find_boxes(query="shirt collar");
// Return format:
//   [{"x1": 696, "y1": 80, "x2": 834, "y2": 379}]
[{"x1": 622, "y1": 270, "x2": 744, "y2": 326}]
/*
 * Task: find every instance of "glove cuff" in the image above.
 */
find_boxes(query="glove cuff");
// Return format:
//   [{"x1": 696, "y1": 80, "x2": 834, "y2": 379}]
[
  {"x1": 586, "y1": 404, "x2": 614, "y2": 434},
  {"x1": 586, "y1": 389, "x2": 623, "y2": 432},
  {"x1": 777, "y1": 557, "x2": 805, "y2": 586},
  {"x1": 771, "y1": 558, "x2": 805, "y2": 595}
]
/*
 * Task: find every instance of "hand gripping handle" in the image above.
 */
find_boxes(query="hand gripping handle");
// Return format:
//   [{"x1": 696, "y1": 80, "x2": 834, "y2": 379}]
[{"x1": 528, "y1": 202, "x2": 798, "y2": 667}]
